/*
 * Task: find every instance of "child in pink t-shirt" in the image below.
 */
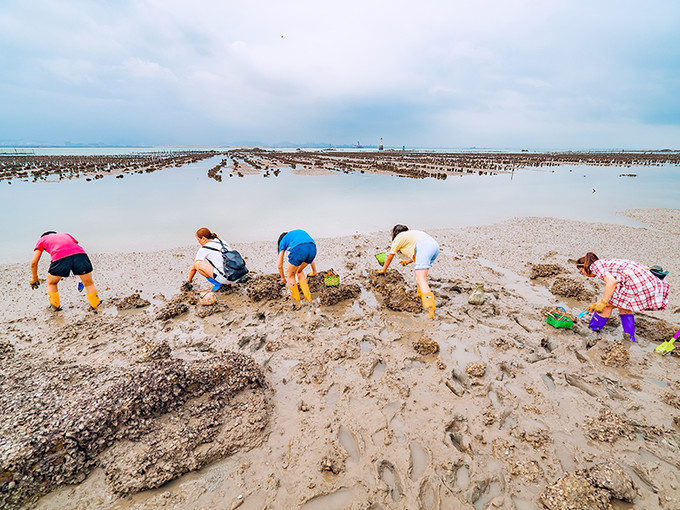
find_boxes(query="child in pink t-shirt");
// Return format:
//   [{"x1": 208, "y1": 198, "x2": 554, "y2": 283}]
[{"x1": 30, "y1": 231, "x2": 100, "y2": 310}]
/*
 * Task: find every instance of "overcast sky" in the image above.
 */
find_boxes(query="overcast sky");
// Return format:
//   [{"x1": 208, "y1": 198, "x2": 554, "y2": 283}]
[{"x1": 1, "y1": 0, "x2": 679, "y2": 149}]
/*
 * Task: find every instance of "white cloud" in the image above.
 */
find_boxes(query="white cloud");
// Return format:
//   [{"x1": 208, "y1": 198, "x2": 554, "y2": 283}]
[{"x1": 0, "y1": 0, "x2": 679, "y2": 147}]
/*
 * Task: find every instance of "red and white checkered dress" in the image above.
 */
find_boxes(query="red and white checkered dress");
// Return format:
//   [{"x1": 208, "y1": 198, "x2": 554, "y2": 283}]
[{"x1": 590, "y1": 259, "x2": 669, "y2": 311}]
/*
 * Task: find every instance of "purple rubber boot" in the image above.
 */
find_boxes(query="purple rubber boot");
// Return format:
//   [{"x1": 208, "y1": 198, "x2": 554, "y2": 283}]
[
  {"x1": 588, "y1": 312, "x2": 609, "y2": 331},
  {"x1": 620, "y1": 314, "x2": 636, "y2": 342}
]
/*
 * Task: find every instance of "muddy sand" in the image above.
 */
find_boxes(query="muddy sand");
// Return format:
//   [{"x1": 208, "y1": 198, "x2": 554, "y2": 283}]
[{"x1": 1, "y1": 210, "x2": 679, "y2": 510}]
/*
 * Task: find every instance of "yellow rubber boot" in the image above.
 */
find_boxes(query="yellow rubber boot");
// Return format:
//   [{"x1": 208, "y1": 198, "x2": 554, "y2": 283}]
[
  {"x1": 47, "y1": 291, "x2": 61, "y2": 310},
  {"x1": 87, "y1": 292, "x2": 101, "y2": 310},
  {"x1": 417, "y1": 284, "x2": 422, "y2": 298},
  {"x1": 288, "y1": 284, "x2": 301, "y2": 302},
  {"x1": 421, "y1": 292, "x2": 435, "y2": 319},
  {"x1": 299, "y1": 278, "x2": 312, "y2": 302}
]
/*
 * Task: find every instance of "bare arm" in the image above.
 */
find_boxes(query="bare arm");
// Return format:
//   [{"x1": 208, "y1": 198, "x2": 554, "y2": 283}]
[
  {"x1": 30, "y1": 250, "x2": 42, "y2": 280},
  {"x1": 277, "y1": 250, "x2": 286, "y2": 283},
  {"x1": 380, "y1": 253, "x2": 395, "y2": 273},
  {"x1": 602, "y1": 273, "x2": 617, "y2": 303}
]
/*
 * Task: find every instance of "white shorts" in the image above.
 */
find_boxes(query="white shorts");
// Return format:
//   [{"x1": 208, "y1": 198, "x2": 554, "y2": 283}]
[{"x1": 414, "y1": 236, "x2": 440, "y2": 269}]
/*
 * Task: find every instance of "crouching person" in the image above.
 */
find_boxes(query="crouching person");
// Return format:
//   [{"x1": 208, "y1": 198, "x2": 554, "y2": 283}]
[{"x1": 184, "y1": 227, "x2": 247, "y2": 291}]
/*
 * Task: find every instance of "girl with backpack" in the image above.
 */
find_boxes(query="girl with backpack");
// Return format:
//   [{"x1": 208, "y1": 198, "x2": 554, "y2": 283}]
[{"x1": 184, "y1": 227, "x2": 247, "y2": 291}]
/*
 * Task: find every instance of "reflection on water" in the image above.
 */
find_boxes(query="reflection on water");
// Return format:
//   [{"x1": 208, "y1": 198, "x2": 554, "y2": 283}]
[{"x1": 1, "y1": 155, "x2": 678, "y2": 263}]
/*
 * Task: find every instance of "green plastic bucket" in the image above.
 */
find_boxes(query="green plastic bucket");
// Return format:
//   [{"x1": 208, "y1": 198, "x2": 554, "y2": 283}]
[
  {"x1": 375, "y1": 252, "x2": 386, "y2": 266},
  {"x1": 546, "y1": 307, "x2": 573, "y2": 329},
  {"x1": 324, "y1": 270, "x2": 339, "y2": 287}
]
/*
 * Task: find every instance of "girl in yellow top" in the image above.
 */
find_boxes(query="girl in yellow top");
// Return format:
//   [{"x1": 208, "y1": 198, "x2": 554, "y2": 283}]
[{"x1": 378, "y1": 224, "x2": 440, "y2": 318}]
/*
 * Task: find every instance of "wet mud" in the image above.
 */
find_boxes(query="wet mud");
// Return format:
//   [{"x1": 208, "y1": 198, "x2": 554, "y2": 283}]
[
  {"x1": 601, "y1": 341, "x2": 630, "y2": 367},
  {"x1": 1, "y1": 214, "x2": 679, "y2": 509},
  {"x1": 155, "y1": 302, "x2": 189, "y2": 321}
]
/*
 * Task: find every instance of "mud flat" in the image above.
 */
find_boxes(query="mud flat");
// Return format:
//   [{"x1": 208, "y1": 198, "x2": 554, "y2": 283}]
[
  {"x1": 4, "y1": 149, "x2": 680, "y2": 184},
  {"x1": 1, "y1": 210, "x2": 679, "y2": 509},
  {"x1": 226, "y1": 148, "x2": 680, "y2": 180},
  {"x1": 0, "y1": 152, "x2": 218, "y2": 183}
]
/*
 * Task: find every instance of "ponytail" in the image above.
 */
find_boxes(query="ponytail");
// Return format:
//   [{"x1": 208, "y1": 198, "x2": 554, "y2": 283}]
[
  {"x1": 576, "y1": 252, "x2": 598, "y2": 275},
  {"x1": 391, "y1": 224, "x2": 408, "y2": 240},
  {"x1": 196, "y1": 227, "x2": 217, "y2": 240}
]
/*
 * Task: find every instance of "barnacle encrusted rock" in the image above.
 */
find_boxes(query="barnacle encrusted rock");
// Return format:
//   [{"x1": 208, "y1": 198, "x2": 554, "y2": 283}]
[
  {"x1": 465, "y1": 362, "x2": 487, "y2": 378},
  {"x1": 0, "y1": 351, "x2": 271, "y2": 508},
  {"x1": 413, "y1": 337, "x2": 440, "y2": 355},
  {"x1": 601, "y1": 341, "x2": 630, "y2": 367},
  {"x1": 550, "y1": 276, "x2": 594, "y2": 301},
  {"x1": 582, "y1": 408, "x2": 635, "y2": 443},
  {"x1": 528, "y1": 263, "x2": 564, "y2": 279},
  {"x1": 582, "y1": 461, "x2": 636, "y2": 502},
  {"x1": 368, "y1": 271, "x2": 421, "y2": 313},
  {"x1": 540, "y1": 472, "x2": 610, "y2": 510},
  {"x1": 246, "y1": 273, "x2": 284, "y2": 302}
]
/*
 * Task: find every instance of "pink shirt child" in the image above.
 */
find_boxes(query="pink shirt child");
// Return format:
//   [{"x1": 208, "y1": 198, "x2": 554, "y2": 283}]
[{"x1": 34, "y1": 233, "x2": 86, "y2": 261}]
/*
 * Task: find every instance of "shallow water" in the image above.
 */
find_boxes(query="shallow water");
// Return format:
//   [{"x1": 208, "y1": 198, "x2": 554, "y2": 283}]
[{"x1": 2, "y1": 157, "x2": 678, "y2": 263}]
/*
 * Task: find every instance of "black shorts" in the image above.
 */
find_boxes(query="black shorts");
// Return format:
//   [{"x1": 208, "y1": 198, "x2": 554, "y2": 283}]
[{"x1": 48, "y1": 253, "x2": 93, "y2": 277}]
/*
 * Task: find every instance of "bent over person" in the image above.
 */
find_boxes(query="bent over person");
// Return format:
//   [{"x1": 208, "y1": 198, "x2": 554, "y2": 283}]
[
  {"x1": 277, "y1": 229, "x2": 318, "y2": 302},
  {"x1": 378, "y1": 224, "x2": 440, "y2": 318},
  {"x1": 576, "y1": 252, "x2": 669, "y2": 342},
  {"x1": 30, "y1": 231, "x2": 100, "y2": 311}
]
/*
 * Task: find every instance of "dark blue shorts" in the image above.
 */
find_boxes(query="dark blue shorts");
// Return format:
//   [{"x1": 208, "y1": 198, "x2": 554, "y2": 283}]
[
  {"x1": 288, "y1": 243, "x2": 316, "y2": 266},
  {"x1": 48, "y1": 253, "x2": 93, "y2": 277}
]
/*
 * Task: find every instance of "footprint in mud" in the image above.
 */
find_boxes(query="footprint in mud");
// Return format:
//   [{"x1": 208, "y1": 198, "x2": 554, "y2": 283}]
[
  {"x1": 359, "y1": 356, "x2": 385, "y2": 380},
  {"x1": 370, "y1": 361, "x2": 386, "y2": 380},
  {"x1": 445, "y1": 415, "x2": 473, "y2": 456},
  {"x1": 409, "y1": 442, "x2": 428, "y2": 481},
  {"x1": 541, "y1": 372, "x2": 556, "y2": 391},
  {"x1": 440, "y1": 461, "x2": 471, "y2": 494},
  {"x1": 568, "y1": 346, "x2": 590, "y2": 364},
  {"x1": 564, "y1": 372, "x2": 598, "y2": 397},
  {"x1": 446, "y1": 368, "x2": 470, "y2": 396},
  {"x1": 418, "y1": 476, "x2": 440, "y2": 509},
  {"x1": 467, "y1": 474, "x2": 505, "y2": 509},
  {"x1": 338, "y1": 425, "x2": 360, "y2": 463},
  {"x1": 377, "y1": 460, "x2": 403, "y2": 501},
  {"x1": 238, "y1": 334, "x2": 266, "y2": 352}
]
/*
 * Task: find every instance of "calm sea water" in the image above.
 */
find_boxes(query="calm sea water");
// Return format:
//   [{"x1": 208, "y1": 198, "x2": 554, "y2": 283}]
[{"x1": 1, "y1": 154, "x2": 678, "y2": 264}]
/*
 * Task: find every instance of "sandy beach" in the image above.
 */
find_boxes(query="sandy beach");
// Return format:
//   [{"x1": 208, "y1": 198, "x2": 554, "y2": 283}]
[{"x1": 1, "y1": 209, "x2": 679, "y2": 510}]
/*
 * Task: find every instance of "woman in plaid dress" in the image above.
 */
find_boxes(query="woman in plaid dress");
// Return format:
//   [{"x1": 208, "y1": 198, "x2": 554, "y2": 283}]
[{"x1": 576, "y1": 252, "x2": 669, "y2": 342}]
